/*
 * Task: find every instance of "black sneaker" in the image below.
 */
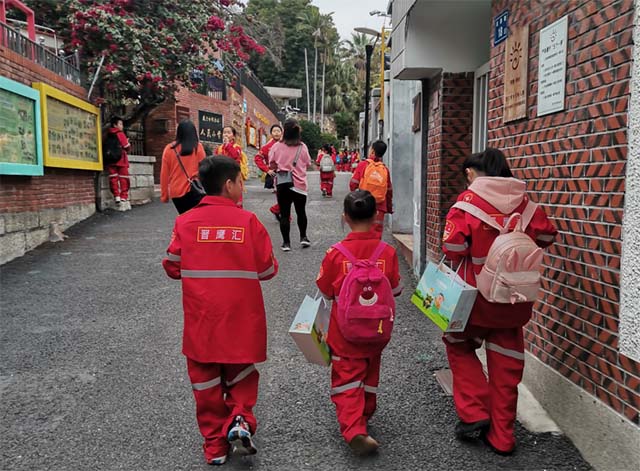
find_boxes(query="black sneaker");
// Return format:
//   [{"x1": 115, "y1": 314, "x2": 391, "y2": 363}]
[
  {"x1": 281, "y1": 243, "x2": 291, "y2": 252},
  {"x1": 455, "y1": 419, "x2": 490, "y2": 440},
  {"x1": 300, "y1": 237, "x2": 311, "y2": 248},
  {"x1": 480, "y1": 429, "x2": 514, "y2": 456},
  {"x1": 227, "y1": 415, "x2": 257, "y2": 456}
]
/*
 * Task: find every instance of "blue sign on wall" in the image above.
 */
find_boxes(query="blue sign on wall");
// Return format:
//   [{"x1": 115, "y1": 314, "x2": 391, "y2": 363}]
[{"x1": 494, "y1": 10, "x2": 509, "y2": 46}]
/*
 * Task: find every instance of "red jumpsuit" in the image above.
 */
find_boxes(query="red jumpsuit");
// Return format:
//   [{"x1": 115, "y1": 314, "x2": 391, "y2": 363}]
[
  {"x1": 215, "y1": 143, "x2": 248, "y2": 207},
  {"x1": 316, "y1": 231, "x2": 402, "y2": 443},
  {"x1": 350, "y1": 159, "x2": 393, "y2": 238},
  {"x1": 254, "y1": 139, "x2": 281, "y2": 216},
  {"x1": 442, "y1": 177, "x2": 557, "y2": 453},
  {"x1": 162, "y1": 196, "x2": 278, "y2": 461},
  {"x1": 106, "y1": 127, "x2": 131, "y2": 201},
  {"x1": 316, "y1": 153, "x2": 336, "y2": 197}
]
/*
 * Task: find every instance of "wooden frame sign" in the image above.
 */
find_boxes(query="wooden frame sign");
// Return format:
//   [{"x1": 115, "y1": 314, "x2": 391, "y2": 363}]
[
  {"x1": 503, "y1": 24, "x2": 529, "y2": 123},
  {"x1": 0, "y1": 76, "x2": 44, "y2": 176},
  {"x1": 32, "y1": 82, "x2": 103, "y2": 171}
]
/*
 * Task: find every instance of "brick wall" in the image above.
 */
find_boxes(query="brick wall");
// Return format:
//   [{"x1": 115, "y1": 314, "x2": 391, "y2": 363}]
[
  {"x1": 425, "y1": 73, "x2": 474, "y2": 263},
  {"x1": 145, "y1": 84, "x2": 281, "y2": 183},
  {"x1": 0, "y1": 45, "x2": 97, "y2": 264},
  {"x1": 487, "y1": 0, "x2": 638, "y2": 425}
]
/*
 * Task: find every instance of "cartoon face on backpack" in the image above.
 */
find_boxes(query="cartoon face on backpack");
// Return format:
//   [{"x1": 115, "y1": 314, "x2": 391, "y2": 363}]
[{"x1": 359, "y1": 284, "x2": 379, "y2": 306}]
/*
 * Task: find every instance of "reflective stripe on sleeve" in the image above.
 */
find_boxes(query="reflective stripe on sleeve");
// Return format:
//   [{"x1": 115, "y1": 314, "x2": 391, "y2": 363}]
[
  {"x1": 471, "y1": 256, "x2": 487, "y2": 265},
  {"x1": 444, "y1": 334, "x2": 466, "y2": 344},
  {"x1": 537, "y1": 234, "x2": 555, "y2": 242},
  {"x1": 444, "y1": 242, "x2": 469, "y2": 252},
  {"x1": 181, "y1": 270, "x2": 258, "y2": 280},
  {"x1": 363, "y1": 385, "x2": 378, "y2": 394},
  {"x1": 192, "y1": 376, "x2": 221, "y2": 391},
  {"x1": 226, "y1": 365, "x2": 257, "y2": 387},
  {"x1": 330, "y1": 380, "x2": 363, "y2": 395},
  {"x1": 350, "y1": 178, "x2": 360, "y2": 185},
  {"x1": 485, "y1": 342, "x2": 525, "y2": 361},
  {"x1": 166, "y1": 253, "x2": 181, "y2": 262},
  {"x1": 331, "y1": 356, "x2": 341, "y2": 361},
  {"x1": 258, "y1": 265, "x2": 276, "y2": 279}
]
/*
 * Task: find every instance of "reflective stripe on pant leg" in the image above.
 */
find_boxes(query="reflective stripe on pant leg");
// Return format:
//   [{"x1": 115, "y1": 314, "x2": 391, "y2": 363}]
[
  {"x1": 485, "y1": 328, "x2": 525, "y2": 453},
  {"x1": 442, "y1": 331, "x2": 490, "y2": 424},
  {"x1": 186, "y1": 358, "x2": 230, "y2": 457},
  {"x1": 363, "y1": 353, "x2": 381, "y2": 419},
  {"x1": 118, "y1": 165, "x2": 130, "y2": 200},
  {"x1": 222, "y1": 363, "x2": 259, "y2": 435},
  {"x1": 330, "y1": 356, "x2": 368, "y2": 442}
]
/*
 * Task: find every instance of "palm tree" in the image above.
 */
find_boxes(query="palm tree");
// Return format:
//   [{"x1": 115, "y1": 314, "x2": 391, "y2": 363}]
[{"x1": 342, "y1": 32, "x2": 375, "y2": 80}]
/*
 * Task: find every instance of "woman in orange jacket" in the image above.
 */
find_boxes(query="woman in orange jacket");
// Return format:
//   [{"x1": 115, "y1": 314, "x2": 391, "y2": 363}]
[{"x1": 160, "y1": 120, "x2": 207, "y2": 214}]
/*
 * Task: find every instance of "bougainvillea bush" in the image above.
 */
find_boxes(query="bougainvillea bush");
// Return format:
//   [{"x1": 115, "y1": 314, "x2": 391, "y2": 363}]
[{"x1": 20, "y1": 0, "x2": 264, "y2": 122}]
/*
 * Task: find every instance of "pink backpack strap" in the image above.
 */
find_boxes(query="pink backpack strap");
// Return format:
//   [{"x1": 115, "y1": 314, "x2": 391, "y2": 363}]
[
  {"x1": 333, "y1": 243, "x2": 358, "y2": 265},
  {"x1": 520, "y1": 200, "x2": 538, "y2": 231},
  {"x1": 452, "y1": 201, "x2": 504, "y2": 232},
  {"x1": 368, "y1": 241, "x2": 388, "y2": 264}
]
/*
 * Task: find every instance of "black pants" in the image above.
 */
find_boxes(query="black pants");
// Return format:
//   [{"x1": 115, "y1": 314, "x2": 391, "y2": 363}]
[
  {"x1": 276, "y1": 186, "x2": 307, "y2": 244},
  {"x1": 172, "y1": 190, "x2": 203, "y2": 214}
]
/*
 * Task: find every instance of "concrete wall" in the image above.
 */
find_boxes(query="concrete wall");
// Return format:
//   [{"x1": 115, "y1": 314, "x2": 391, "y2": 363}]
[
  {"x1": 620, "y1": 0, "x2": 640, "y2": 364},
  {"x1": 98, "y1": 155, "x2": 156, "y2": 211},
  {"x1": 389, "y1": 78, "x2": 420, "y2": 234}
]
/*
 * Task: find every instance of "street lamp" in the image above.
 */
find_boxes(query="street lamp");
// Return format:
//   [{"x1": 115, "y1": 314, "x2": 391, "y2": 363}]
[{"x1": 354, "y1": 27, "x2": 381, "y2": 157}]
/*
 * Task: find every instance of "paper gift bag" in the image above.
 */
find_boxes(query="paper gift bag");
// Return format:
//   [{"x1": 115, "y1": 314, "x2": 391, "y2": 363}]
[
  {"x1": 289, "y1": 295, "x2": 331, "y2": 366},
  {"x1": 412, "y1": 260, "x2": 477, "y2": 333}
]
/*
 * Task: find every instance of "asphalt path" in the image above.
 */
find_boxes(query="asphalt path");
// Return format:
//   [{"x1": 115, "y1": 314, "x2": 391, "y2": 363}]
[{"x1": 0, "y1": 172, "x2": 591, "y2": 470}]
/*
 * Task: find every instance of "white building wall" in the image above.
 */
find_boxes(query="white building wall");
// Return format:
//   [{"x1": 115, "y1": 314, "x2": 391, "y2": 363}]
[{"x1": 620, "y1": 2, "x2": 640, "y2": 362}]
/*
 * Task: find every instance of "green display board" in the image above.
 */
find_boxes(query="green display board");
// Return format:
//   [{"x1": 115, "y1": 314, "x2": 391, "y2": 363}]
[{"x1": 0, "y1": 77, "x2": 43, "y2": 176}]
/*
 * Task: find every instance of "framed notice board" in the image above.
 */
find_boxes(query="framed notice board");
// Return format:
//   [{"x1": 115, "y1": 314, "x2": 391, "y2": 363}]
[
  {"x1": 0, "y1": 76, "x2": 44, "y2": 176},
  {"x1": 32, "y1": 82, "x2": 103, "y2": 171}
]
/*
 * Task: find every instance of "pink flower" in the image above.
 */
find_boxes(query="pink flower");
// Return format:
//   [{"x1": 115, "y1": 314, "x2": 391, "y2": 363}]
[
  {"x1": 207, "y1": 15, "x2": 225, "y2": 31},
  {"x1": 125, "y1": 19, "x2": 134, "y2": 26},
  {"x1": 109, "y1": 44, "x2": 118, "y2": 52},
  {"x1": 219, "y1": 0, "x2": 231, "y2": 6}
]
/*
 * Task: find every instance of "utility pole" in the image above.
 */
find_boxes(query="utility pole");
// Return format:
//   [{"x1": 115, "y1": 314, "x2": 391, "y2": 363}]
[
  {"x1": 304, "y1": 49, "x2": 311, "y2": 121},
  {"x1": 363, "y1": 44, "x2": 374, "y2": 157},
  {"x1": 313, "y1": 45, "x2": 318, "y2": 123},
  {"x1": 320, "y1": 57, "x2": 326, "y2": 132}
]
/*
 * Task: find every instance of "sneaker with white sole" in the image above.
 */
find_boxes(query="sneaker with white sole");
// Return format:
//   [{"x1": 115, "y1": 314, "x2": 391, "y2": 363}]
[
  {"x1": 281, "y1": 243, "x2": 291, "y2": 252},
  {"x1": 203, "y1": 444, "x2": 228, "y2": 466},
  {"x1": 114, "y1": 196, "x2": 121, "y2": 204},
  {"x1": 300, "y1": 237, "x2": 311, "y2": 248},
  {"x1": 349, "y1": 434, "x2": 379, "y2": 456},
  {"x1": 227, "y1": 416, "x2": 257, "y2": 456}
]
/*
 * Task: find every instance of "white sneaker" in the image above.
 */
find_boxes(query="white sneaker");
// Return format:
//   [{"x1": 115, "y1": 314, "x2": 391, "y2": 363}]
[
  {"x1": 115, "y1": 196, "x2": 121, "y2": 204},
  {"x1": 125, "y1": 201, "x2": 132, "y2": 211}
]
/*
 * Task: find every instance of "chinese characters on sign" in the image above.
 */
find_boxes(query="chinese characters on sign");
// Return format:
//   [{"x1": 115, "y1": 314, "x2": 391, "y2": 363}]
[
  {"x1": 198, "y1": 110, "x2": 224, "y2": 144},
  {"x1": 537, "y1": 15, "x2": 568, "y2": 116},
  {"x1": 0, "y1": 87, "x2": 38, "y2": 165},
  {"x1": 47, "y1": 96, "x2": 98, "y2": 162},
  {"x1": 494, "y1": 10, "x2": 509, "y2": 46},
  {"x1": 503, "y1": 25, "x2": 529, "y2": 123}
]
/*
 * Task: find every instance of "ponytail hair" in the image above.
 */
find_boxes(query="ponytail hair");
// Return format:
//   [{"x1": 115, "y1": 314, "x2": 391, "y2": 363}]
[
  {"x1": 462, "y1": 147, "x2": 513, "y2": 177},
  {"x1": 344, "y1": 190, "x2": 377, "y2": 222}
]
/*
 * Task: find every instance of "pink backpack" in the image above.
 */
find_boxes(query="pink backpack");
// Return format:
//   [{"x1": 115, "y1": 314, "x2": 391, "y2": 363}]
[
  {"x1": 453, "y1": 201, "x2": 544, "y2": 304},
  {"x1": 333, "y1": 242, "x2": 395, "y2": 345}
]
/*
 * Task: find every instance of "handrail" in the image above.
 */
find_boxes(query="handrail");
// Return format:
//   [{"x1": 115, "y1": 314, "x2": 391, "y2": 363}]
[{"x1": 0, "y1": 21, "x2": 81, "y2": 85}]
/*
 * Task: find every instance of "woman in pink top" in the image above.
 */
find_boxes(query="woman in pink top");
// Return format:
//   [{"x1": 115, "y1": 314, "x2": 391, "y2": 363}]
[{"x1": 269, "y1": 119, "x2": 311, "y2": 252}]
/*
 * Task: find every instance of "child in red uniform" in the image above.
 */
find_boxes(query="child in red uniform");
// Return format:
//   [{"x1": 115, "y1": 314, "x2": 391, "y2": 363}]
[
  {"x1": 105, "y1": 116, "x2": 132, "y2": 211},
  {"x1": 350, "y1": 141, "x2": 393, "y2": 238},
  {"x1": 316, "y1": 144, "x2": 336, "y2": 197},
  {"x1": 442, "y1": 148, "x2": 557, "y2": 455},
  {"x1": 162, "y1": 156, "x2": 278, "y2": 466},
  {"x1": 215, "y1": 126, "x2": 249, "y2": 207},
  {"x1": 316, "y1": 190, "x2": 403, "y2": 456}
]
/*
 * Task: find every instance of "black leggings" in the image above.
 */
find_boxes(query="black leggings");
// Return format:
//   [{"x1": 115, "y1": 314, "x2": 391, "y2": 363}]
[{"x1": 276, "y1": 186, "x2": 307, "y2": 244}]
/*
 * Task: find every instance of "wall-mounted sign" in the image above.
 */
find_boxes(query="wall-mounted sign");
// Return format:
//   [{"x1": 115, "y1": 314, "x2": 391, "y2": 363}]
[
  {"x1": 254, "y1": 110, "x2": 271, "y2": 126},
  {"x1": 0, "y1": 76, "x2": 43, "y2": 176},
  {"x1": 503, "y1": 25, "x2": 529, "y2": 123},
  {"x1": 198, "y1": 110, "x2": 223, "y2": 143},
  {"x1": 494, "y1": 10, "x2": 509, "y2": 46},
  {"x1": 537, "y1": 15, "x2": 568, "y2": 116},
  {"x1": 32, "y1": 82, "x2": 102, "y2": 171}
]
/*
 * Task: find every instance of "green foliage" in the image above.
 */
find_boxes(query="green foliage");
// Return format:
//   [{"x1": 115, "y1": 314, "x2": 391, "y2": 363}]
[
  {"x1": 320, "y1": 132, "x2": 340, "y2": 150},
  {"x1": 299, "y1": 119, "x2": 322, "y2": 157},
  {"x1": 333, "y1": 111, "x2": 358, "y2": 141},
  {"x1": 19, "y1": 0, "x2": 263, "y2": 124}
]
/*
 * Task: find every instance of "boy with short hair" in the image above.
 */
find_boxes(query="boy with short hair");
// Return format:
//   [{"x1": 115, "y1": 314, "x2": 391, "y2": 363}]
[
  {"x1": 162, "y1": 156, "x2": 278, "y2": 466},
  {"x1": 349, "y1": 141, "x2": 393, "y2": 238}
]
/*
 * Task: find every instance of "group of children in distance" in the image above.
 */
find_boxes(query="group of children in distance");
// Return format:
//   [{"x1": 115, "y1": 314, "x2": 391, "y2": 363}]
[{"x1": 162, "y1": 142, "x2": 557, "y2": 464}]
